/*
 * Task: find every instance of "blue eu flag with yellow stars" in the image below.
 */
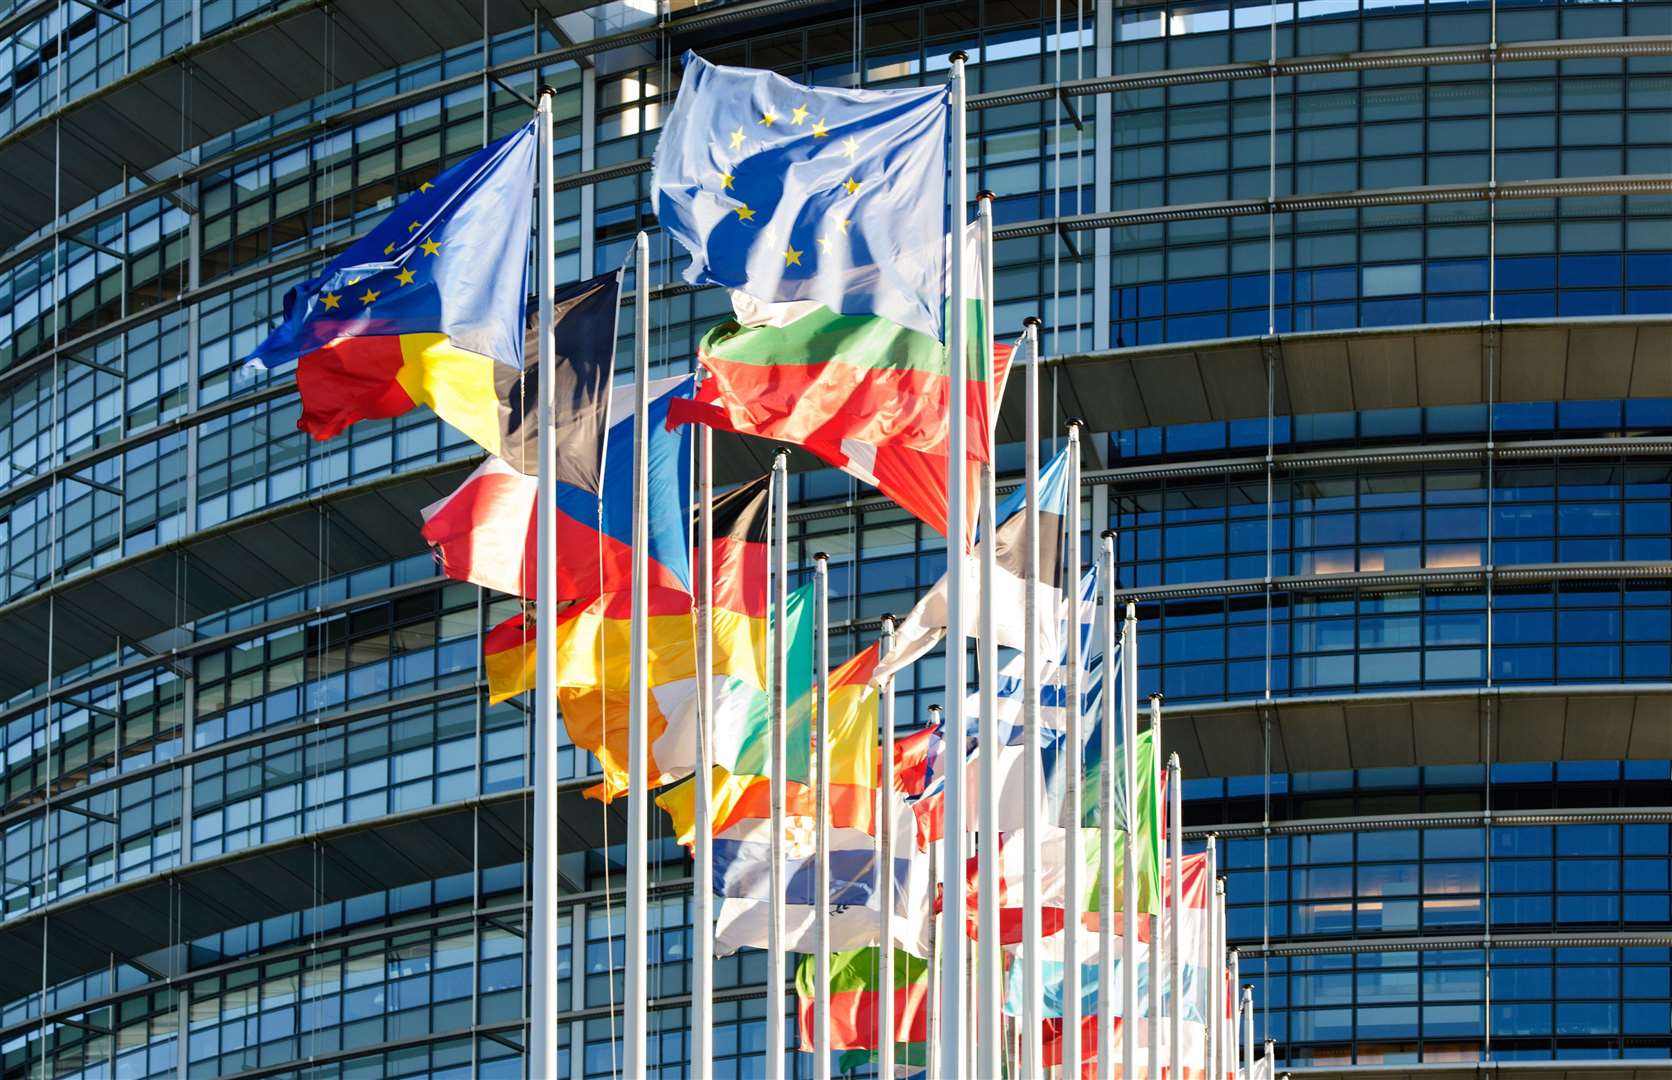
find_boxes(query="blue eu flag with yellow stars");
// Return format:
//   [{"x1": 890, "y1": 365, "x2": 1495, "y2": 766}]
[{"x1": 652, "y1": 52, "x2": 949, "y2": 341}]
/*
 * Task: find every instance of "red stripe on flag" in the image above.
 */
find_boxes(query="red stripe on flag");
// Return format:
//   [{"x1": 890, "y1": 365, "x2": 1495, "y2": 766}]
[
  {"x1": 296, "y1": 334, "x2": 417, "y2": 440},
  {"x1": 796, "y1": 983, "x2": 929, "y2": 1052}
]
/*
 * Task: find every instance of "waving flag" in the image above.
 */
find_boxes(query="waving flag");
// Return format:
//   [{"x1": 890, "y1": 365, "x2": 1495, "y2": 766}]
[
  {"x1": 484, "y1": 470, "x2": 770, "y2": 802},
  {"x1": 674, "y1": 225, "x2": 1011, "y2": 537},
  {"x1": 547, "y1": 586, "x2": 699, "y2": 801},
  {"x1": 248, "y1": 124, "x2": 539, "y2": 457},
  {"x1": 711, "y1": 581, "x2": 816, "y2": 783},
  {"x1": 797, "y1": 947, "x2": 930, "y2": 1052},
  {"x1": 420, "y1": 375, "x2": 695, "y2": 600},
  {"x1": 660, "y1": 640, "x2": 884, "y2": 841},
  {"x1": 1011, "y1": 852, "x2": 1213, "y2": 1079},
  {"x1": 653, "y1": 51, "x2": 948, "y2": 339},
  {"x1": 872, "y1": 443, "x2": 1073, "y2": 683},
  {"x1": 713, "y1": 794, "x2": 936, "y2": 959}
]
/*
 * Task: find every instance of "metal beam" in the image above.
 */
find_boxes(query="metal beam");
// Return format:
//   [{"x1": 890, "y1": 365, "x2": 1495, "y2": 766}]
[
  {"x1": 490, "y1": 73, "x2": 537, "y2": 109},
  {"x1": 68, "y1": 0, "x2": 127, "y2": 22},
  {"x1": 56, "y1": 802, "x2": 118, "y2": 824},
  {"x1": 63, "y1": 352, "x2": 123, "y2": 378},
  {"x1": 63, "y1": 472, "x2": 123, "y2": 497}
]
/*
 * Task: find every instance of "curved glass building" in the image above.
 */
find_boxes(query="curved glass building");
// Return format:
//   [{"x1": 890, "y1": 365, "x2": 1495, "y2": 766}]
[{"x1": 0, "y1": 0, "x2": 1669, "y2": 1077}]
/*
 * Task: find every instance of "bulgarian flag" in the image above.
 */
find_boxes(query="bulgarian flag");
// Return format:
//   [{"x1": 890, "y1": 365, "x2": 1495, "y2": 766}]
[
  {"x1": 796, "y1": 946, "x2": 930, "y2": 1052},
  {"x1": 673, "y1": 222, "x2": 1012, "y2": 537}
]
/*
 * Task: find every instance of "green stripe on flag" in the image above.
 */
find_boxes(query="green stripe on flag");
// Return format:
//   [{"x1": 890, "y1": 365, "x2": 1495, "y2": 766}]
[
  {"x1": 715, "y1": 582, "x2": 814, "y2": 784},
  {"x1": 1084, "y1": 728, "x2": 1163, "y2": 915},
  {"x1": 796, "y1": 946, "x2": 931, "y2": 998}
]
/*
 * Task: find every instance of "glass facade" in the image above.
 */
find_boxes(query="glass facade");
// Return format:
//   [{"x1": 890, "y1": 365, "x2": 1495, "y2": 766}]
[{"x1": 0, "y1": 0, "x2": 1669, "y2": 1076}]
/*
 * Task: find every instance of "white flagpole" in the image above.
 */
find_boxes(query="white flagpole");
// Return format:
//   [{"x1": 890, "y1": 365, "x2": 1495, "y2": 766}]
[
  {"x1": 940, "y1": 47, "x2": 971, "y2": 1080},
  {"x1": 1206, "y1": 838, "x2": 1220, "y2": 1080},
  {"x1": 1101, "y1": 531, "x2": 1121, "y2": 1080},
  {"x1": 767, "y1": 448, "x2": 790, "y2": 1080},
  {"x1": 1147, "y1": 690, "x2": 1163, "y2": 1080},
  {"x1": 879, "y1": 615, "x2": 898, "y2": 1078},
  {"x1": 1063, "y1": 419, "x2": 1084, "y2": 1079},
  {"x1": 1020, "y1": 313, "x2": 1044, "y2": 1079},
  {"x1": 1122, "y1": 596, "x2": 1139, "y2": 1080},
  {"x1": 1223, "y1": 889, "x2": 1237, "y2": 1080},
  {"x1": 813, "y1": 552, "x2": 832, "y2": 1080},
  {"x1": 1167, "y1": 752, "x2": 1183, "y2": 1080},
  {"x1": 927, "y1": 702, "x2": 944, "y2": 1080},
  {"x1": 622, "y1": 229, "x2": 652, "y2": 1080},
  {"x1": 1242, "y1": 984, "x2": 1255, "y2": 1080},
  {"x1": 974, "y1": 191, "x2": 1001, "y2": 1080},
  {"x1": 529, "y1": 86, "x2": 559, "y2": 1080},
  {"x1": 692, "y1": 425, "x2": 715, "y2": 1079},
  {"x1": 1229, "y1": 950, "x2": 1241, "y2": 1080}
]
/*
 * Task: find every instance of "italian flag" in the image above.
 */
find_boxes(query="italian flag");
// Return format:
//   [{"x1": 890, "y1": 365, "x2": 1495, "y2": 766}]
[
  {"x1": 673, "y1": 222, "x2": 1012, "y2": 537},
  {"x1": 796, "y1": 946, "x2": 930, "y2": 1052}
]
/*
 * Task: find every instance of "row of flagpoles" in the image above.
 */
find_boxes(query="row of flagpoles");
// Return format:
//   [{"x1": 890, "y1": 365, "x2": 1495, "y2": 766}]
[{"x1": 238, "y1": 42, "x2": 1287, "y2": 1079}]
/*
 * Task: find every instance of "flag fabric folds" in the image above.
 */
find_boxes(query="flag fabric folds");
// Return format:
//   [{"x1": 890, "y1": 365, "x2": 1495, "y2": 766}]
[
  {"x1": 1004, "y1": 852, "x2": 1213, "y2": 1080},
  {"x1": 481, "y1": 467, "x2": 769, "y2": 803},
  {"x1": 549, "y1": 586, "x2": 699, "y2": 801},
  {"x1": 420, "y1": 375, "x2": 696, "y2": 600},
  {"x1": 872, "y1": 442, "x2": 1072, "y2": 682},
  {"x1": 483, "y1": 609, "x2": 537, "y2": 704},
  {"x1": 657, "y1": 640, "x2": 885, "y2": 844},
  {"x1": 523, "y1": 271, "x2": 624, "y2": 483},
  {"x1": 673, "y1": 224, "x2": 1012, "y2": 537},
  {"x1": 249, "y1": 124, "x2": 539, "y2": 458},
  {"x1": 711, "y1": 581, "x2": 815, "y2": 784},
  {"x1": 796, "y1": 947, "x2": 930, "y2": 1051},
  {"x1": 653, "y1": 51, "x2": 949, "y2": 340},
  {"x1": 711, "y1": 785, "x2": 935, "y2": 958}
]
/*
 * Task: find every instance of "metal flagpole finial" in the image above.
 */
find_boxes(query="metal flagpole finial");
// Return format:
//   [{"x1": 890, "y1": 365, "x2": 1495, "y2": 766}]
[
  {"x1": 538, "y1": 84, "x2": 557, "y2": 98},
  {"x1": 1022, "y1": 315, "x2": 1042, "y2": 328},
  {"x1": 1066, "y1": 416, "x2": 1084, "y2": 430},
  {"x1": 949, "y1": 49, "x2": 969, "y2": 63}
]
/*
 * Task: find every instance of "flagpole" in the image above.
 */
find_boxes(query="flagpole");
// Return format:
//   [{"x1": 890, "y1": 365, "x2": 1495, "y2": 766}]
[
  {"x1": 1206, "y1": 837, "x2": 1220, "y2": 1080},
  {"x1": 926, "y1": 717, "x2": 942, "y2": 1080},
  {"x1": 1229, "y1": 950, "x2": 1241, "y2": 1080},
  {"x1": 1167, "y1": 752, "x2": 1183, "y2": 1080},
  {"x1": 1123, "y1": 598, "x2": 1140, "y2": 1080},
  {"x1": 1063, "y1": 417, "x2": 1084, "y2": 1080},
  {"x1": 1100, "y1": 530, "x2": 1122, "y2": 1080},
  {"x1": 1147, "y1": 690, "x2": 1163, "y2": 1080},
  {"x1": 1020, "y1": 312, "x2": 1044, "y2": 1080},
  {"x1": 879, "y1": 614, "x2": 898, "y2": 1079},
  {"x1": 693, "y1": 423, "x2": 715, "y2": 1079},
  {"x1": 812, "y1": 552, "x2": 832, "y2": 1080},
  {"x1": 940, "y1": 47, "x2": 971, "y2": 1080},
  {"x1": 974, "y1": 190, "x2": 1001, "y2": 1080},
  {"x1": 1242, "y1": 984, "x2": 1255, "y2": 1080},
  {"x1": 622, "y1": 228, "x2": 652, "y2": 1079},
  {"x1": 768, "y1": 447, "x2": 790, "y2": 1080},
  {"x1": 529, "y1": 85, "x2": 560, "y2": 1080}
]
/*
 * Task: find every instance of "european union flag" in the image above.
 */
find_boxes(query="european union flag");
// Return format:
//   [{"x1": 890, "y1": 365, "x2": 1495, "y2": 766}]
[
  {"x1": 245, "y1": 121, "x2": 540, "y2": 461},
  {"x1": 653, "y1": 52, "x2": 949, "y2": 340}
]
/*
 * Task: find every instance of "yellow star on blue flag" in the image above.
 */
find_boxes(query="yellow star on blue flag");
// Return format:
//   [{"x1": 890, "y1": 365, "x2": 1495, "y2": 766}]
[{"x1": 653, "y1": 51, "x2": 949, "y2": 340}]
